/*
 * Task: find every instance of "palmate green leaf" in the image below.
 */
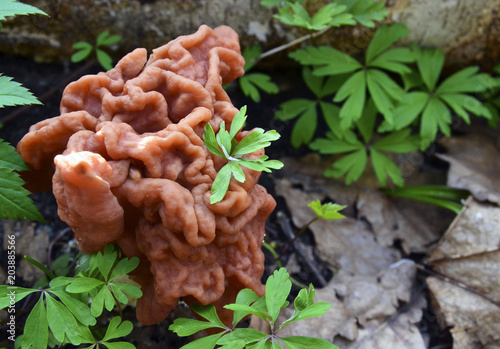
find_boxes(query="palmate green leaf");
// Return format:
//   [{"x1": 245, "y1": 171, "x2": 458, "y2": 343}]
[
  {"x1": 334, "y1": 70, "x2": 366, "y2": 129},
  {"x1": 237, "y1": 157, "x2": 283, "y2": 173},
  {"x1": 309, "y1": 3, "x2": 351, "y2": 30},
  {"x1": 289, "y1": 46, "x2": 362, "y2": 76},
  {"x1": 335, "y1": 0, "x2": 389, "y2": 27},
  {"x1": 368, "y1": 47, "x2": 414, "y2": 75},
  {"x1": 0, "y1": 285, "x2": 38, "y2": 309},
  {"x1": 381, "y1": 91, "x2": 429, "y2": 131},
  {"x1": 275, "y1": 99, "x2": 316, "y2": 121},
  {"x1": 109, "y1": 256, "x2": 140, "y2": 281},
  {"x1": 320, "y1": 101, "x2": 343, "y2": 139},
  {"x1": 96, "y1": 31, "x2": 122, "y2": 47},
  {"x1": 280, "y1": 336, "x2": 338, "y2": 349},
  {"x1": 308, "y1": 200, "x2": 346, "y2": 220},
  {"x1": 22, "y1": 294, "x2": 48, "y2": 349},
  {"x1": 71, "y1": 42, "x2": 93, "y2": 63},
  {"x1": 0, "y1": 75, "x2": 42, "y2": 107},
  {"x1": 366, "y1": 68, "x2": 404, "y2": 123},
  {"x1": 224, "y1": 303, "x2": 270, "y2": 322},
  {"x1": 370, "y1": 149, "x2": 404, "y2": 187},
  {"x1": 232, "y1": 288, "x2": 260, "y2": 325},
  {"x1": 309, "y1": 130, "x2": 363, "y2": 154},
  {"x1": 45, "y1": 294, "x2": 84, "y2": 345},
  {"x1": 96, "y1": 244, "x2": 117, "y2": 280},
  {"x1": 437, "y1": 66, "x2": 497, "y2": 94},
  {"x1": 266, "y1": 268, "x2": 292, "y2": 324},
  {"x1": 420, "y1": 96, "x2": 451, "y2": 149},
  {"x1": 109, "y1": 282, "x2": 142, "y2": 304},
  {"x1": 66, "y1": 277, "x2": 104, "y2": 293},
  {"x1": 325, "y1": 148, "x2": 367, "y2": 184},
  {"x1": 366, "y1": 23, "x2": 409, "y2": 63},
  {"x1": 233, "y1": 129, "x2": 280, "y2": 156},
  {"x1": 0, "y1": 0, "x2": 47, "y2": 21},
  {"x1": 191, "y1": 303, "x2": 227, "y2": 328},
  {"x1": 91, "y1": 285, "x2": 115, "y2": 317},
  {"x1": 0, "y1": 167, "x2": 45, "y2": 222},
  {"x1": 355, "y1": 98, "x2": 377, "y2": 143},
  {"x1": 49, "y1": 289, "x2": 96, "y2": 326},
  {"x1": 273, "y1": 2, "x2": 309, "y2": 28},
  {"x1": 372, "y1": 129, "x2": 420, "y2": 153},
  {"x1": 439, "y1": 93, "x2": 492, "y2": 122},
  {"x1": 412, "y1": 45, "x2": 444, "y2": 92},
  {"x1": 239, "y1": 73, "x2": 279, "y2": 103}
]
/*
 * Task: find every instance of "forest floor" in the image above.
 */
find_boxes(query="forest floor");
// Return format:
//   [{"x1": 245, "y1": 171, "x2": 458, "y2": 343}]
[{"x1": 1, "y1": 52, "x2": 499, "y2": 349}]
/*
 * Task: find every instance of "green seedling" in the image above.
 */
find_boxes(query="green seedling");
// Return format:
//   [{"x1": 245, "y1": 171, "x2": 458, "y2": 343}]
[
  {"x1": 71, "y1": 31, "x2": 122, "y2": 70},
  {"x1": 203, "y1": 105, "x2": 283, "y2": 204},
  {"x1": 169, "y1": 268, "x2": 338, "y2": 349}
]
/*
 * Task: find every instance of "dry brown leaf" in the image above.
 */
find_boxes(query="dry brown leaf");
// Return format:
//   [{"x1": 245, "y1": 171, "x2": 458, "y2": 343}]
[
  {"x1": 426, "y1": 198, "x2": 500, "y2": 348},
  {"x1": 437, "y1": 128, "x2": 500, "y2": 205}
]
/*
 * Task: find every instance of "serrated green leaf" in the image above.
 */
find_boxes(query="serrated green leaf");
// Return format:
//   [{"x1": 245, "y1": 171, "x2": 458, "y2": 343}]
[
  {"x1": 96, "y1": 49, "x2": 113, "y2": 70},
  {"x1": 290, "y1": 46, "x2": 362, "y2": 75},
  {"x1": 336, "y1": 0, "x2": 389, "y2": 27},
  {"x1": 280, "y1": 336, "x2": 338, "y2": 349},
  {"x1": 0, "y1": 286, "x2": 38, "y2": 309},
  {"x1": 0, "y1": 167, "x2": 45, "y2": 222},
  {"x1": 308, "y1": 200, "x2": 346, "y2": 220},
  {"x1": 326, "y1": 148, "x2": 367, "y2": 184},
  {"x1": 366, "y1": 23, "x2": 409, "y2": 63},
  {"x1": 22, "y1": 294, "x2": 48, "y2": 349},
  {"x1": 309, "y1": 3, "x2": 349, "y2": 30},
  {"x1": 334, "y1": 70, "x2": 366, "y2": 129},
  {"x1": 370, "y1": 149, "x2": 404, "y2": 187},
  {"x1": 102, "y1": 317, "x2": 133, "y2": 341},
  {"x1": 266, "y1": 268, "x2": 291, "y2": 324},
  {"x1": 0, "y1": 0, "x2": 47, "y2": 21},
  {"x1": 290, "y1": 106, "x2": 317, "y2": 148},
  {"x1": 0, "y1": 75, "x2": 42, "y2": 107},
  {"x1": 0, "y1": 139, "x2": 27, "y2": 171}
]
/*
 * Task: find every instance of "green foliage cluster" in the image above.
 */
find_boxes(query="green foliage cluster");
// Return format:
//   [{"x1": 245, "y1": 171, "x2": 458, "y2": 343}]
[
  {"x1": 71, "y1": 31, "x2": 122, "y2": 70},
  {"x1": 0, "y1": 1, "x2": 46, "y2": 222},
  {"x1": 266, "y1": 0, "x2": 498, "y2": 187},
  {"x1": 169, "y1": 268, "x2": 338, "y2": 349},
  {"x1": 239, "y1": 46, "x2": 279, "y2": 103},
  {"x1": 203, "y1": 105, "x2": 283, "y2": 203},
  {"x1": 0, "y1": 245, "x2": 141, "y2": 349}
]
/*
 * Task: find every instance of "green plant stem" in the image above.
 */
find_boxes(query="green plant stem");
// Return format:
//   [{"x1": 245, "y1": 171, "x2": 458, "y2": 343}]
[
  {"x1": 262, "y1": 242, "x2": 307, "y2": 289},
  {"x1": 256, "y1": 25, "x2": 332, "y2": 63},
  {"x1": 24, "y1": 255, "x2": 56, "y2": 280},
  {"x1": 110, "y1": 286, "x2": 123, "y2": 318}
]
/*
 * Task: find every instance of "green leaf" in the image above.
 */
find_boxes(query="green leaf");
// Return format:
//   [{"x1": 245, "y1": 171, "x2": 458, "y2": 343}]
[
  {"x1": 179, "y1": 333, "x2": 224, "y2": 349},
  {"x1": 384, "y1": 91, "x2": 429, "y2": 131},
  {"x1": 237, "y1": 157, "x2": 283, "y2": 173},
  {"x1": 439, "y1": 93, "x2": 491, "y2": 121},
  {"x1": 412, "y1": 45, "x2": 444, "y2": 92},
  {"x1": 370, "y1": 149, "x2": 404, "y2": 187},
  {"x1": 109, "y1": 282, "x2": 142, "y2": 304},
  {"x1": 21, "y1": 294, "x2": 48, "y2": 349},
  {"x1": 308, "y1": 200, "x2": 346, "y2": 220},
  {"x1": 229, "y1": 106, "x2": 248, "y2": 140},
  {"x1": 437, "y1": 66, "x2": 496, "y2": 94},
  {"x1": 224, "y1": 303, "x2": 270, "y2": 322},
  {"x1": 326, "y1": 148, "x2": 367, "y2": 184},
  {"x1": 243, "y1": 45, "x2": 262, "y2": 71},
  {"x1": 0, "y1": 74, "x2": 42, "y2": 107},
  {"x1": 368, "y1": 47, "x2": 414, "y2": 75},
  {"x1": 420, "y1": 96, "x2": 451, "y2": 149},
  {"x1": 233, "y1": 128, "x2": 280, "y2": 156},
  {"x1": 91, "y1": 285, "x2": 115, "y2": 317},
  {"x1": 210, "y1": 164, "x2": 232, "y2": 204},
  {"x1": 232, "y1": 288, "x2": 260, "y2": 326},
  {"x1": 366, "y1": 23, "x2": 409, "y2": 63},
  {"x1": 334, "y1": 70, "x2": 366, "y2": 129},
  {"x1": 169, "y1": 317, "x2": 220, "y2": 336},
  {"x1": 372, "y1": 129, "x2": 420, "y2": 153},
  {"x1": 204, "y1": 123, "x2": 225, "y2": 159},
  {"x1": 309, "y1": 3, "x2": 350, "y2": 30},
  {"x1": 366, "y1": 68, "x2": 404, "y2": 122},
  {"x1": 275, "y1": 99, "x2": 316, "y2": 121},
  {"x1": 336, "y1": 0, "x2": 389, "y2": 27},
  {"x1": 45, "y1": 294, "x2": 84, "y2": 345},
  {"x1": 239, "y1": 74, "x2": 278, "y2": 102},
  {"x1": 71, "y1": 42, "x2": 93, "y2": 63},
  {"x1": 49, "y1": 289, "x2": 96, "y2": 326},
  {"x1": 97, "y1": 31, "x2": 122, "y2": 47},
  {"x1": 355, "y1": 98, "x2": 377, "y2": 143},
  {"x1": 0, "y1": 139, "x2": 28, "y2": 171},
  {"x1": 109, "y1": 256, "x2": 140, "y2": 281},
  {"x1": 266, "y1": 268, "x2": 291, "y2": 324},
  {"x1": 66, "y1": 277, "x2": 104, "y2": 293},
  {"x1": 309, "y1": 130, "x2": 363, "y2": 154},
  {"x1": 96, "y1": 244, "x2": 117, "y2": 280},
  {"x1": 217, "y1": 328, "x2": 269, "y2": 345},
  {"x1": 102, "y1": 317, "x2": 133, "y2": 341},
  {"x1": 0, "y1": 0, "x2": 47, "y2": 21},
  {"x1": 290, "y1": 46, "x2": 362, "y2": 75},
  {"x1": 101, "y1": 342, "x2": 136, "y2": 349},
  {"x1": 280, "y1": 336, "x2": 338, "y2": 349},
  {"x1": 290, "y1": 106, "x2": 317, "y2": 148},
  {"x1": 226, "y1": 161, "x2": 245, "y2": 184},
  {"x1": 320, "y1": 102, "x2": 343, "y2": 139},
  {"x1": 191, "y1": 303, "x2": 227, "y2": 328},
  {"x1": 96, "y1": 49, "x2": 113, "y2": 70},
  {"x1": 0, "y1": 286, "x2": 38, "y2": 309}
]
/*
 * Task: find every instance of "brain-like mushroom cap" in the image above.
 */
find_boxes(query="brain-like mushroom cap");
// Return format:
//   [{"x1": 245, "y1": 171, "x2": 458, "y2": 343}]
[{"x1": 17, "y1": 25, "x2": 276, "y2": 325}]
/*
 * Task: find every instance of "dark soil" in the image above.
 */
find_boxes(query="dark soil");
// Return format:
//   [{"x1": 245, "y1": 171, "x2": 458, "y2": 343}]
[{"x1": 0, "y1": 52, "x2": 452, "y2": 348}]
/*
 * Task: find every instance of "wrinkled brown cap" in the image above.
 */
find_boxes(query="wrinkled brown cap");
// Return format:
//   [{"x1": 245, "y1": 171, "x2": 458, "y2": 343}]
[{"x1": 17, "y1": 25, "x2": 276, "y2": 325}]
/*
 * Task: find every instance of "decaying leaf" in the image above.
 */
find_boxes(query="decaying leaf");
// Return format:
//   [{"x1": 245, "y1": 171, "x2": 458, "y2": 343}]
[
  {"x1": 426, "y1": 197, "x2": 500, "y2": 348},
  {"x1": 437, "y1": 127, "x2": 500, "y2": 205}
]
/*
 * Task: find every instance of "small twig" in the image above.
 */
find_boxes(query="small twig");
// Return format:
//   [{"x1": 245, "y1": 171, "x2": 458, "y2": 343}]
[{"x1": 46, "y1": 226, "x2": 72, "y2": 271}]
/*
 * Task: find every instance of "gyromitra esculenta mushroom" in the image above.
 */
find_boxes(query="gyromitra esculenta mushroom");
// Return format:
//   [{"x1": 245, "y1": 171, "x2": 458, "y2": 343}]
[{"x1": 17, "y1": 25, "x2": 276, "y2": 325}]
